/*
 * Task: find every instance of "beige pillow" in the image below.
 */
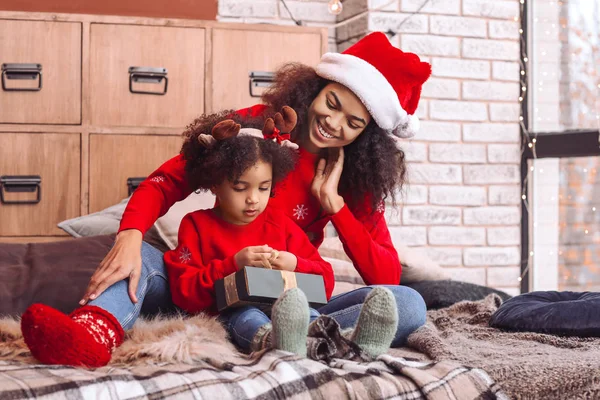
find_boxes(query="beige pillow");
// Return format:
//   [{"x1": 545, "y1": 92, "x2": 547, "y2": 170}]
[
  {"x1": 154, "y1": 191, "x2": 216, "y2": 249},
  {"x1": 318, "y1": 236, "x2": 451, "y2": 283}
]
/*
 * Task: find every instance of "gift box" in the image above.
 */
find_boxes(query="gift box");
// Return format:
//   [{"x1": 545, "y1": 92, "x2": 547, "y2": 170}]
[{"x1": 215, "y1": 267, "x2": 327, "y2": 312}]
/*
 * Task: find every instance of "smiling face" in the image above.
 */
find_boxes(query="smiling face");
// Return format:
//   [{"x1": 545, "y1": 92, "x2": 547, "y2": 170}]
[
  {"x1": 212, "y1": 160, "x2": 273, "y2": 225},
  {"x1": 301, "y1": 82, "x2": 371, "y2": 153}
]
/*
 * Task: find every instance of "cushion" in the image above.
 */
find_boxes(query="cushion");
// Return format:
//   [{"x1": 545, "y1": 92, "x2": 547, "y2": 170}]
[
  {"x1": 319, "y1": 236, "x2": 451, "y2": 283},
  {"x1": 154, "y1": 191, "x2": 216, "y2": 249},
  {"x1": 489, "y1": 291, "x2": 600, "y2": 337},
  {"x1": 57, "y1": 197, "x2": 171, "y2": 253},
  {"x1": 403, "y1": 280, "x2": 513, "y2": 310},
  {"x1": 0, "y1": 235, "x2": 115, "y2": 317}
]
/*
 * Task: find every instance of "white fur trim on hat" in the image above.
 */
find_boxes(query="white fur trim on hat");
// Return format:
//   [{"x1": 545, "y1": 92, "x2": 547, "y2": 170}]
[
  {"x1": 392, "y1": 114, "x2": 420, "y2": 139},
  {"x1": 316, "y1": 52, "x2": 410, "y2": 134}
]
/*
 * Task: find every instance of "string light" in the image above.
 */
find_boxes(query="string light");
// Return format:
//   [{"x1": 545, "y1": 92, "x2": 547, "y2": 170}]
[{"x1": 327, "y1": 0, "x2": 343, "y2": 15}]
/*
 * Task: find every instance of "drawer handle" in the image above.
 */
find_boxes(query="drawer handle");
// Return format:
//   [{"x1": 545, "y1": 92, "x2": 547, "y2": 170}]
[
  {"x1": 1, "y1": 63, "x2": 43, "y2": 92},
  {"x1": 249, "y1": 71, "x2": 274, "y2": 98},
  {"x1": 127, "y1": 177, "x2": 146, "y2": 196},
  {"x1": 0, "y1": 175, "x2": 41, "y2": 204},
  {"x1": 129, "y1": 67, "x2": 168, "y2": 95}
]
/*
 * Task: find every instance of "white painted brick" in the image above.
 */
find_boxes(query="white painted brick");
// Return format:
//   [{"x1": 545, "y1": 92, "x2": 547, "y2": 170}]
[
  {"x1": 430, "y1": 186, "x2": 487, "y2": 206},
  {"x1": 492, "y1": 61, "x2": 520, "y2": 82},
  {"x1": 487, "y1": 267, "x2": 521, "y2": 287},
  {"x1": 415, "y1": 99, "x2": 428, "y2": 119},
  {"x1": 496, "y1": 286, "x2": 521, "y2": 296},
  {"x1": 430, "y1": 100, "x2": 488, "y2": 122},
  {"x1": 464, "y1": 206, "x2": 520, "y2": 225},
  {"x1": 429, "y1": 143, "x2": 487, "y2": 163},
  {"x1": 422, "y1": 78, "x2": 460, "y2": 99},
  {"x1": 368, "y1": 0, "x2": 398, "y2": 11},
  {"x1": 488, "y1": 144, "x2": 520, "y2": 163},
  {"x1": 389, "y1": 226, "x2": 427, "y2": 246},
  {"x1": 431, "y1": 58, "x2": 490, "y2": 80},
  {"x1": 396, "y1": 185, "x2": 428, "y2": 205},
  {"x1": 490, "y1": 103, "x2": 520, "y2": 122},
  {"x1": 410, "y1": 164, "x2": 462, "y2": 184},
  {"x1": 463, "y1": 81, "x2": 519, "y2": 102},
  {"x1": 430, "y1": 16, "x2": 487, "y2": 37},
  {"x1": 429, "y1": 227, "x2": 486, "y2": 245},
  {"x1": 489, "y1": 185, "x2": 521, "y2": 205},
  {"x1": 464, "y1": 165, "x2": 520, "y2": 184},
  {"x1": 462, "y1": 0, "x2": 520, "y2": 20},
  {"x1": 418, "y1": 121, "x2": 461, "y2": 142},
  {"x1": 219, "y1": 0, "x2": 278, "y2": 18},
  {"x1": 216, "y1": 16, "x2": 242, "y2": 22},
  {"x1": 489, "y1": 20, "x2": 520, "y2": 39},
  {"x1": 401, "y1": 0, "x2": 460, "y2": 15},
  {"x1": 243, "y1": 17, "x2": 297, "y2": 25},
  {"x1": 280, "y1": 1, "x2": 337, "y2": 22},
  {"x1": 402, "y1": 35, "x2": 460, "y2": 57},
  {"x1": 368, "y1": 12, "x2": 428, "y2": 34},
  {"x1": 488, "y1": 227, "x2": 521, "y2": 245},
  {"x1": 447, "y1": 267, "x2": 487, "y2": 285},
  {"x1": 463, "y1": 123, "x2": 520, "y2": 143},
  {"x1": 463, "y1": 39, "x2": 519, "y2": 61},
  {"x1": 403, "y1": 141, "x2": 427, "y2": 162},
  {"x1": 464, "y1": 247, "x2": 520, "y2": 266},
  {"x1": 384, "y1": 207, "x2": 402, "y2": 225},
  {"x1": 417, "y1": 247, "x2": 463, "y2": 266},
  {"x1": 403, "y1": 206, "x2": 462, "y2": 225}
]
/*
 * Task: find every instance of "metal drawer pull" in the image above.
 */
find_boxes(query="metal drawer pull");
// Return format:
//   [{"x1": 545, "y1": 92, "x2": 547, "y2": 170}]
[
  {"x1": 249, "y1": 71, "x2": 274, "y2": 98},
  {"x1": 129, "y1": 67, "x2": 168, "y2": 95},
  {"x1": 1, "y1": 63, "x2": 43, "y2": 92},
  {"x1": 127, "y1": 177, "x2": 146, "y2": 196},
  {"x1": 0, "y1": 175, "x2": 41, "y2": 204}
]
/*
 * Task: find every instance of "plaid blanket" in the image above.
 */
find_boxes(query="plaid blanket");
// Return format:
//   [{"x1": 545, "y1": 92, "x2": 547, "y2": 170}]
[{"x1": 0, "y1": 351, "x2": 505, "y2": 400}]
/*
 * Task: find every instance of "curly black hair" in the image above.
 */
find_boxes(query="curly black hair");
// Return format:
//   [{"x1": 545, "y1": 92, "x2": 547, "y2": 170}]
[
  {"x1": 180, "y1": 112, "x2": 297, "y2": 194},
  {"x1": 261, "y1": 63, "x2": 407, "y2": 210}
]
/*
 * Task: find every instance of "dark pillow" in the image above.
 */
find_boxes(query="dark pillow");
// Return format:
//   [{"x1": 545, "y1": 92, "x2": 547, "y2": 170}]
[
  {"x1": 0, "y1": 235, "x2": 116, "y2": 317},
  {"x1": 402, "y1": 280, "x2": 513, "y2": 310},
  {"x1": 490, "y1": 291, "x2": 600, "y2": 337}
]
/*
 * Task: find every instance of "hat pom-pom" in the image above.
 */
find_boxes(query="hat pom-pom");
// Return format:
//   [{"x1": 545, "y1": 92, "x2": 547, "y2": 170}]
[{"x1": 392, "y1": 114, "x2": 420, "y2": 139}]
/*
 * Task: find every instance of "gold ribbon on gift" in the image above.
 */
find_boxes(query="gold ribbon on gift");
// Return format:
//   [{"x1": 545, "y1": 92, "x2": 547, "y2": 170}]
[
  {"x1": 281, "y1": 270, "x2": 298, "y2": 291},
  {"x1": 224, "y1": 273, "x2": 239, "y2": 306}
]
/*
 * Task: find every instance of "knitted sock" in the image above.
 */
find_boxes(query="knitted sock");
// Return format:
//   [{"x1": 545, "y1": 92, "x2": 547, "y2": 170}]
[
  {"x1": 250, "y1": 322, "x2": 272, "y2": 353},
  {"x1": 271, "y1": 288, "x2": 309, "y2": 357},
  {"x1": 21, "y1": 304, "x2": 124, "y2": 368},
  {"x1": 351, "y1": 287, "x2": 398, "y2": 358}
]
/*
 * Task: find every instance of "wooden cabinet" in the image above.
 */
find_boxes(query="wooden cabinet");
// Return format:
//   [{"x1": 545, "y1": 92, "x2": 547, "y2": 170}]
[
  {"x1": 0, "y1": 20, "x2": 81, "y2": 124},
  {"x1": 0, "y1": 133, "x2": 81, "y2": 236},
  {"x1": 88, "y1": 134, "x2": 183, "y2": 212},
  {"x1": 210, "y1": 29, "x2": 323, "y2": 111},
  {"x1": 89, "y1": 24, "x2": 205, "y2": 128}
]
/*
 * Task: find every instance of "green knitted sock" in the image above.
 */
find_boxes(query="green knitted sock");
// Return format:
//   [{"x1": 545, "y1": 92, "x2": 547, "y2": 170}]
[
  {"x1": 351, "y1": 287, "x2": 398, "y2": 358},
  {"x1": 271, "y1": 288, "x2": 309, "y2": 357}
]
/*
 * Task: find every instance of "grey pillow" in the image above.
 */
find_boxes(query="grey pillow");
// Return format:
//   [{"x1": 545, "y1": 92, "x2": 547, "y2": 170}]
[{"x1": 403, "y1": 280, "x2": 513, "y2": 310}]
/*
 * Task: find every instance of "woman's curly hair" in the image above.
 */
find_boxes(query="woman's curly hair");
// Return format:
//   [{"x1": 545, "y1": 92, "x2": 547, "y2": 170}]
[
  {"x1": 262, "y1": 63, "x2": 407, "y2": 210},
  {"x1": 181, "y1": 112, "x2": 297, "y2": 193}
]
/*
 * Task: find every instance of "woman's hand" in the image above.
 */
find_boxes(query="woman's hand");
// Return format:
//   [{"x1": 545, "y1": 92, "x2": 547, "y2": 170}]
[
  {"x1": 271, "y1": 251, "x2": 297, "y2": 272},
  {"x1": 80, "y1": 229, "x2": 143, "y2": 306},
  {"x1": 234, "y1": 245, "x2": 274, "y2": 269},
  {"x1": 311, "y1": 147, "x2": 345, "y2": 215}
]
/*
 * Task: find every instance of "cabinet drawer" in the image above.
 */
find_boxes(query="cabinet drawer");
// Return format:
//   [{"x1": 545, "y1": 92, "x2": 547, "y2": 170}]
[
  {"x1": 89, "y1": 134, "x2": 183, "y2": 212},
  {"x1": 89, "y1": 24, "x2": 205, "y2": 128},
  {"x1": 0, "y1": 133, "x2": 81, "y2": 236},
  {"x1": 0, "y1": 20, "x2": 81, "y2": 124},
  {"x1": 210, "y1": 29, "x2": 323, "y2": 111}
]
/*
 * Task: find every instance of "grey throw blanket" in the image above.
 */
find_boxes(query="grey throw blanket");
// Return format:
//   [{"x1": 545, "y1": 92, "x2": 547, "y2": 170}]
[{"x1": 402, "y1": 294, "x2": 600, "y2": 399}]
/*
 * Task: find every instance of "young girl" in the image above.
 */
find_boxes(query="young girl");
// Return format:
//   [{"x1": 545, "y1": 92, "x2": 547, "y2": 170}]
[
  {"x1": 20, "y1": 113, "x2": 399, "y2": 365},
  {"x1": 75, "y1": 31, "x2": 427, "y2": 360}
]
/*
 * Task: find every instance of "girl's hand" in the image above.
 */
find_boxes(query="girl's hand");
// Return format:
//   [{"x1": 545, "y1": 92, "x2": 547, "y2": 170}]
[
  {"x1": 311, "y1": 147, "x2": 345, "y2": 214},
  {"x1": 270, "y1": 251, "x2": 297, "y2": 272},
  {"x1": 80, "y1": 229, "x2": 143, "y2": 305},
  {"x1": 234, "y1": 245, "x2": 274, "y2": 269}
]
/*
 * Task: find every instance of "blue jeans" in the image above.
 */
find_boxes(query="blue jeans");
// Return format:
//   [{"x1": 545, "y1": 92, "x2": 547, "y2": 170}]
[{"x1": 90, "y1": 242, "x2": 427, "y2": 347}]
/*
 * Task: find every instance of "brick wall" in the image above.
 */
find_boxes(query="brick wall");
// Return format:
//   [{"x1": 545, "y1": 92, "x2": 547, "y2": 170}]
[{"x1": 217, "y1": 0, "x2": 522, "y2": 295}]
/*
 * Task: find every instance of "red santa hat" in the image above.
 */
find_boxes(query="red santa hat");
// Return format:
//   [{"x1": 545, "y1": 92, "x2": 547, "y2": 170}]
[{"x1": 315, "y1": 32, "x2": 431, "y2": 139}]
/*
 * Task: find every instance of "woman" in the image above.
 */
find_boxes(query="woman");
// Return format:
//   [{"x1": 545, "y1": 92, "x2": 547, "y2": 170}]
[{"x1": 24, "y1": 32, "x2": 431, "y2": 366}]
